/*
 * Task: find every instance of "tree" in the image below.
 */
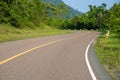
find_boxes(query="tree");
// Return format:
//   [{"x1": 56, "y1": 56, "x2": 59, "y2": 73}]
[{"x1": 104, "y1": 3, "x2": 120, "y2": 33}]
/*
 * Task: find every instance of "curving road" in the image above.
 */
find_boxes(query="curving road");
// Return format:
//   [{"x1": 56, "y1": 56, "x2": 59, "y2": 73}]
[{"x1": 0, "y1": 31, "x2": 100, "y2": 80}]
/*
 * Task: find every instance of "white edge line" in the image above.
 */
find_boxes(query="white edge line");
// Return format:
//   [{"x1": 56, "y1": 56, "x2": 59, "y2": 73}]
[{"x1": 85, "y1": 35, "x2": 100, "y2": 80}]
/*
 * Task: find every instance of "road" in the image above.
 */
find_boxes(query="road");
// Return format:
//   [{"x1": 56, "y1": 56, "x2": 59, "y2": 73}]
[{"x1": 0, "y1": 31, "x2": 100, "y2": 80}]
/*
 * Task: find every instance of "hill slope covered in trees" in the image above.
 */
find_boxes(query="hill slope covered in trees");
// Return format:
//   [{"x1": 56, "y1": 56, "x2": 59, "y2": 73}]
[{"x1": 42, "y1": 0, "x2": 82, "y2": 18}]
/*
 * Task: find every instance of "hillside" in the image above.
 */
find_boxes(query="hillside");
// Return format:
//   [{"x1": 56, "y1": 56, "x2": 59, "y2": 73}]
[
  {"x1": 42, "y1": 0, "x2": 82, "y2": 18},
  {"x1": 43, "y1": 0, "x2": 64, "y2": 5}
]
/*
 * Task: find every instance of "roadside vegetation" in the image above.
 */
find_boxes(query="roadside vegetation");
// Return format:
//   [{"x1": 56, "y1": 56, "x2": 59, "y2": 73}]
[
  {"x1": 0, "y1": 0, "x2": 120, "y2": 79},
  {"x1": 95, "y1": 33, "x2": 120, "y2": 80},
  {"x1": 0, "y1": 0, "x2": 72, "y2": 42},
  {"x1": 0, "y1": 24, "x2": 72, "y2": 42}
]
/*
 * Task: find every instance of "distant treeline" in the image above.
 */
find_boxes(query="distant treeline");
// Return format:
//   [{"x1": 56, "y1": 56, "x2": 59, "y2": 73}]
[{"x1": 62, "y1": 3, "x2": 120, "y2": 33}]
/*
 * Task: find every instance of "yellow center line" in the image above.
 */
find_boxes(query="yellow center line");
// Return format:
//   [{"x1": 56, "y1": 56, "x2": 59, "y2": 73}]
[{"x1": 0, "y1": 35, "x2": 80, "y2": 65}]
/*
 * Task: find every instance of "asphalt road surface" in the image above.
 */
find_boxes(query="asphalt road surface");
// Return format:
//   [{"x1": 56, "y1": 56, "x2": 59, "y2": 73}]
[{"x1": 0, "y1": 31, "x2": 100, "y2": 80}]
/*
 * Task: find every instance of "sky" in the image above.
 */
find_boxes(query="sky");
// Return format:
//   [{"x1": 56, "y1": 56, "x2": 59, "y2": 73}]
[{"x1": 62, "y1": 0, "x2": 119, "y2": 12}]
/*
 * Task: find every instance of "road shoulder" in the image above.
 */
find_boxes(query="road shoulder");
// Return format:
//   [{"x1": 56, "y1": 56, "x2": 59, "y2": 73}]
[{"x1": 88, "y1": 40, "x2": 113, "y2": 80}]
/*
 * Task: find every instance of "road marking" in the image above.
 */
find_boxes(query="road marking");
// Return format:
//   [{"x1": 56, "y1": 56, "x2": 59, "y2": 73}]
[
  {"x1": 0, "y1": 39, "x2": 64, "y2": 65},
  {"x1": 0, "y1": 35, "x2": 80, "y2": 65},
  {"x1": 85, "y1": 35, "x2": 100, "y2": 80}
]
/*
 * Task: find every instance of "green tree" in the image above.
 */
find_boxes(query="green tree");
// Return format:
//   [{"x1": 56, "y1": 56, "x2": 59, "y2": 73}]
[
  {"x1": 103, "y1": 3, "x2": 120, "y2": 33},
  {"x1": 0, "y1": 1, "x2": 10, "y2": 23}
]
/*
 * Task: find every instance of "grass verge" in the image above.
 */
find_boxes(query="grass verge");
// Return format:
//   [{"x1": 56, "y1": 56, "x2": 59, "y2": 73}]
[
  {"x1": 95, "y1": 33, "x2": 120, "y2": 80},
  {"x1": 0, "y1": 24, "x2": 72, "y2": 43}
]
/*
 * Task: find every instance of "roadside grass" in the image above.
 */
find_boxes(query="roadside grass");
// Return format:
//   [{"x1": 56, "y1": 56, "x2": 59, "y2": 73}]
[
  {"x1": 0, "y1": 24, "x2": 72, "y2": 42},
  {"x1": 95, "y1": 33, "x2": 120, "y2": 80}
]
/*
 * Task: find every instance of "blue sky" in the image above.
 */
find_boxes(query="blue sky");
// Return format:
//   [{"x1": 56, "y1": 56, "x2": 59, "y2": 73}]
[{"x1": 62, "y1": 0, "x2": 118, "y2": 12}]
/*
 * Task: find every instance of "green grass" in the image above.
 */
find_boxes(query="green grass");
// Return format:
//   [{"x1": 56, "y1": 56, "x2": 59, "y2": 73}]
[
  {"x1": 95, "y1": 33, "x2": 120, "y2": 80},
  {"x1": 0, "y1": 24, "x2": 72, "y2": 42}
]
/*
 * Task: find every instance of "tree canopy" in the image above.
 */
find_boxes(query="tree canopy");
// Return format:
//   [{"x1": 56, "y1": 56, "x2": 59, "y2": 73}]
[
  {"x1": 0, "y1": 0, "x2": 70, "y2": 29},
  {"x1": 61, "y1": 2, "x2": 120, "y2": 34},
  {"x1": 0, "y1": 0, "x2": 119, "y2": 33}
]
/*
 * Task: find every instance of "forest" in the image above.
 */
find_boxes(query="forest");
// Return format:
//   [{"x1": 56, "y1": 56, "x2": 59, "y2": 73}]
[
  {"x1": 0, "y1": 0, "x2": 81, "y2": 29},
  {"x1": 0, "y1": 0, "x2": 68, "y2": 29},
  {"x1": 0, "y1": 0, "x2": 120, "y2": 33}
]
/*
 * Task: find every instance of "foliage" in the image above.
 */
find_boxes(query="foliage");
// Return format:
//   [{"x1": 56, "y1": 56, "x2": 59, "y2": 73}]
[
  {"x1": 0, "y1": 0, "x2": 119, "y2": 32},
  {"x1": 0, "y1": 0, "x2": 71, "y2": 29},
  {"x1": 103, "y1": 3, "x2": 120, "y2": 33},
  {"x1": 61, "y1": 2, "x2": 120, "y2": 34}
]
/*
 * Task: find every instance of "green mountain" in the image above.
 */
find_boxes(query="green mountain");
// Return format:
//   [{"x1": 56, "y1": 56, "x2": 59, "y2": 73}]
[
  {"x1": 42, "y1": 0, "x2": 82, "y2": 18},
  {"x1": 43, "y1": 0, "x2": 64, "y2": 5}
]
